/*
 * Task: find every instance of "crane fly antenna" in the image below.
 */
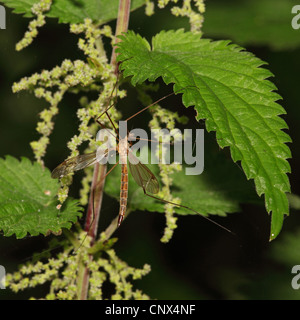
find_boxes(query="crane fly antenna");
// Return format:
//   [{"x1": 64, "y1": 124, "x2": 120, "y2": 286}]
[
  {"x1": 125, "y1": 85, "x2": 197, "y2": 122},
  {"x1": 126, "y1": 91, "x2": 176, "y2": 122}
]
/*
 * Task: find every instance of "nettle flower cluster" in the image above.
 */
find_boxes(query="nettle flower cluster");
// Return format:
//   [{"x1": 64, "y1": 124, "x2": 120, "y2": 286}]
[
  {"x1": 15, "y1": 0, "x2": 53, "y2": 51},
  {"x1": 149, "y1": 105, "x2": 188, "y2": 243},
  {"x1": 157, "y1": 0, "x2": 205, "y2": 32},
  {"x1": 7, "y1": 232, "x2": 151, "y2": 300},
  {"x1": 13, "y1": 18, "x2": 122, "y2": 204},
  {"x1": 8, "y1": 0, "x2": 206, "y2": 299}
]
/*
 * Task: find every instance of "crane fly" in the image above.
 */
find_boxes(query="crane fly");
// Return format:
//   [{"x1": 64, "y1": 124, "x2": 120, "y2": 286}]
[
  {"x1": 51, "y1": 136, "x2": 233, "y2": 234},
  {"x1": 51, "y1": 136, "x2": 159, "y2": 227},
  {"x1": 51, "y1": 84, "x2": 234, "y2": 235}
]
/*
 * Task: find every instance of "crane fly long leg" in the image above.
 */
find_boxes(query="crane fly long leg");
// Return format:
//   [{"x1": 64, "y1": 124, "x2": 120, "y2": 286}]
[
  {"x1": 127, "y1": 151, "x2": 234, "y2": 235},
  {"x1": 143, "y1": 192, "x2": 234, "y2": 235}
]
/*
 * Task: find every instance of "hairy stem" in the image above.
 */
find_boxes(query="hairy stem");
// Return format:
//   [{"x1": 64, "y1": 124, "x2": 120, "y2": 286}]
[{"x1": 78, "y1": 0, "x2": 131, "y2": 300}]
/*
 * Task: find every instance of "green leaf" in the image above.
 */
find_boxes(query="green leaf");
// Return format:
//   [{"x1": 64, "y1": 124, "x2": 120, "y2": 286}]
[
  {"x1": 0, "y1": 156, "x2": 82, "y2": 239},
  {"x1": 204, "y1": 0, "x2": 300, "y2": 51},
  {"x1": 116, "y1": 30, "x2": 292, "y2": 240},
  {"x1": 1, "y1": 0, "x2": 146, "y2": 24},
  {"x1": 170, "y1": 152, "x2": 260, "y2": 217}
]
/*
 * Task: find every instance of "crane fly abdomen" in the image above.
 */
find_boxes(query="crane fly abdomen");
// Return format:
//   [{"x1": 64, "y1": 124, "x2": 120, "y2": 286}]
[
  {"x1": 118, "y1": 163, "x2": 128, "y2": 227},
  {"x1": 117, "y1": 137, "x2": 129, "y2": 227}
]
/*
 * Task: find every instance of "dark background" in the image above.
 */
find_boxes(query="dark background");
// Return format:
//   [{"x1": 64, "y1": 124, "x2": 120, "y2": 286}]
[{"x1": 1, "y1": 0, "x2": 300, "y2": 299}]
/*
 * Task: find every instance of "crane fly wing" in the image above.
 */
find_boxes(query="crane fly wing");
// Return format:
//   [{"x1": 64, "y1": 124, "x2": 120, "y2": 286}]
[
  {"x1": 51, "y1": 151, "x2": 98, "y2": 179},
  {"x1": 128, "y1": 151, "x2": 159, "y2": 194}
]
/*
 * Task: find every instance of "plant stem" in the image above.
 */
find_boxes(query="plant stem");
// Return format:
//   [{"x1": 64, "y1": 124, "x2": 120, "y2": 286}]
[
  {"x1": 78, "y1": 0, "x2": 132, "y2": 300},
  {"x1": 78, "y1": 163, "x2": 107, "y2": 300},
  {"x1": 111, "y1": 0, "x2": 131, "y2": 68},
  {"x1": 84, "y1": 164, "x2": 107, "y2": 239}
]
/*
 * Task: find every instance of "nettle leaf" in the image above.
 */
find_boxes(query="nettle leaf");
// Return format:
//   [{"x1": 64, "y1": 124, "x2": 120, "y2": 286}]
[
  {"x1": 1, "y1": 0, "x2": 146, "y2": 24},
  {"x1": 116, "y1": 30, "x2": 292, "y2": 240},
  {"x1": 0, "y1": 156, "x2": 82, "y2": 239}
]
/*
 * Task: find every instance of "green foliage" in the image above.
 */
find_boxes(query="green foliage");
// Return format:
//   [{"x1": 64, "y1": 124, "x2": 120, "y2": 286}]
[
  {"x1": 1, "y1": 0, "x2": 296, "y2": 301},
  {"x1": 6, "y1": 232, "x2": 151, "y2": 300},
  {"x1": 204, "y1": 0, "x2": 300, "y2": 50},
  {"x1": 0, "y1": 0, "x2": 146, "y2": 24},
  {"x1": 116, "y1": 30, "x2": 291, "y2": 240},
  {"x1": 228, "y1": 228, "x2": 300, "y2": 300},
  {"x1": 0, "y1": 156, "x2": 82, "y2": 238}
]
